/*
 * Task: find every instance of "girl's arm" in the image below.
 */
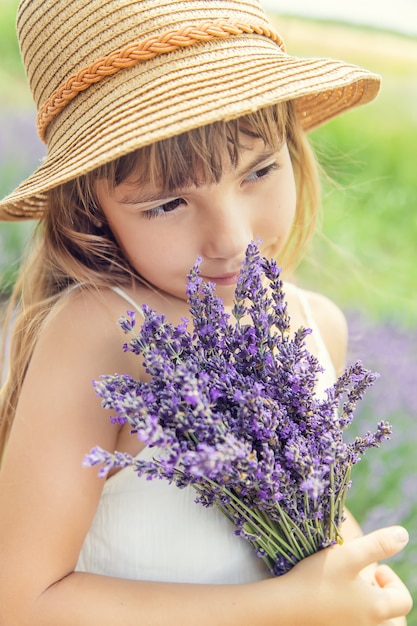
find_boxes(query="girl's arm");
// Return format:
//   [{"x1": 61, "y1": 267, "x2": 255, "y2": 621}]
[
  {"x1": 0, "y1": 289, "x2": 412, "y2": 626},
  {"x1": 0, "y1": 527, "x2": 412, "y2": 626}
]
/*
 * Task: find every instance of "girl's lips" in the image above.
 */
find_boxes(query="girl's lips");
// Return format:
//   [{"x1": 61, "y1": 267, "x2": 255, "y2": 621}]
[{"x1": 201, "y1": 272, "x2": 240, "y2": 286}]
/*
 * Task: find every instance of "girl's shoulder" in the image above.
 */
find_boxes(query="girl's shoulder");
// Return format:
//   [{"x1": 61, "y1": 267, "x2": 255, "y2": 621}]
[
  {"x1": 45, "y1": 283, "x2": 140, "y2": 333},
  {"x1": 42, "y1": 286, "x2": 104, "y2": 336},
  {"x1": 19, "y1": 284, "x2": 145, "y2": 456},
  {"x1": 39, "y1": 284, "x2": 143, "y2": 378},
  {"x1": 286, "y1": 284, "x2": 348, "y2": 374},
  {"x1": 298, "y1": 287, "x2": 347, "y2": 329}
]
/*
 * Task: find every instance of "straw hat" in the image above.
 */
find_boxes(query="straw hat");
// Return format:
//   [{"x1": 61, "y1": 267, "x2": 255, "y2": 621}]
[{"x1": 0, "y1": 0, "x2": 380, "y2": 221}]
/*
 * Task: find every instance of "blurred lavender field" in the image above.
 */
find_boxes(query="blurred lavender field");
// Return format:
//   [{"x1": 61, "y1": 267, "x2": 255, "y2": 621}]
[
  {"x1": 0, "y1": 109, "x2": 45, "y2": 194},
  {"x1": 346, "y1": 312, "x2": 417, "y2": 595},
  {"x1": 0, "y1": 109, "x2": 43, "y2": 289}
]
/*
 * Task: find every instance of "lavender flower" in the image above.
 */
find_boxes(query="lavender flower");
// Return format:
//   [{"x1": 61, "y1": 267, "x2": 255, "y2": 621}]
[{"x1": 85, "y1": 241, "x2": 390, "y2": 576}]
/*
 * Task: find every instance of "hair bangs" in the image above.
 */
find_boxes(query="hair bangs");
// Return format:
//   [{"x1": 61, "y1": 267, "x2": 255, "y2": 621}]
[{"x1": 93, "y1": 103, "x2": 290, "y2": 195}]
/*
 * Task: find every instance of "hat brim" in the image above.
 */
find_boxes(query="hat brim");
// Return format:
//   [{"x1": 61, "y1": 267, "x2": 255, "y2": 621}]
[{"x1": 0, "y1": 34, "x2": 380, "y2": 221}]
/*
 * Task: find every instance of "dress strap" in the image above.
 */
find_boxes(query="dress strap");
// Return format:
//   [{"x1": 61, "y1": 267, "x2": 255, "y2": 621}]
[
  {"x1": 293, "y1": 286, "x2": 337, "y2": 396},
  {"x1": 111, "y1": 286, "x2": 145, "y2": 318},
  {"x1": 295, "y1": 288, "x2": 321, "y2": 338},
  {"x1": 294, "y1": 287, "x2": 335, "y2": 371}
]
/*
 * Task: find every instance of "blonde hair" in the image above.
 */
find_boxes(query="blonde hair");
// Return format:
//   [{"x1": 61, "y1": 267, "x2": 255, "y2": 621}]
[{"x1": 0, "y1": 101, "x2": 320, "y2": 453}]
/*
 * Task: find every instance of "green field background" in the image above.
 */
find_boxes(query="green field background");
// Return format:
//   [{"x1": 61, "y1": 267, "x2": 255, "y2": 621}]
[{"x1": 1, "y1": 1, "x2": 416, "y2": 621}]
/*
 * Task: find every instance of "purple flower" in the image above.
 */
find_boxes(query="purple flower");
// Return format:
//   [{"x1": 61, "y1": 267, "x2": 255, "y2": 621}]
[{"x1": 85, "y1": 241, "x2": 386, "y2": 576}]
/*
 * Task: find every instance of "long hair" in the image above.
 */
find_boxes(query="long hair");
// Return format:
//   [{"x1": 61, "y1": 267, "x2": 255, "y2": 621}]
[{"x1": 0, "y1": 101, "x2": 320, "y2": 453}]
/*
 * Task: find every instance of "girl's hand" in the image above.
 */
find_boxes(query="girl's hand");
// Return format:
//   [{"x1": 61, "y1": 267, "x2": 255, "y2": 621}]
[{"x1": 276, "y1": 525, "x2": 412, "y2": 626}]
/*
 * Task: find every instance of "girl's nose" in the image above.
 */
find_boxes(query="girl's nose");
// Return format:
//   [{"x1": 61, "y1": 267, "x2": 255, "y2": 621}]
[{"x1": 200, "y1": 199, "x2": 252, "y2": 260}]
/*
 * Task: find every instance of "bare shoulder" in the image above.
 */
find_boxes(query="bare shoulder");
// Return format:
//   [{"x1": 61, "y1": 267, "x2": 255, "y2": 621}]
[
  {"x1": 40, "y1": 285, "x2": 140, "y2": 371},
  {"x1": 17, "y1": 285, "x2": 142, "y2": 453},
  {"x1": 302, "y1": 288, "x2": 348, "y2": 376},
  {"x1": 44, "y1": 285, "x2": 133, "y2": 340}
]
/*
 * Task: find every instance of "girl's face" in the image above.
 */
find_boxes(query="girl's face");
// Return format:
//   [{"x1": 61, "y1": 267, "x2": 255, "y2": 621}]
[{"x1": 96, "y1": 135, "x2": 296, "y2": 305}]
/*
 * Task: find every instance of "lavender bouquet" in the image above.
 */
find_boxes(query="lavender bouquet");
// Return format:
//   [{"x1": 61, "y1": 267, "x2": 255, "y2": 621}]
[{"x1": 85, "y1": 241, "x2": 391, "y2": 576}]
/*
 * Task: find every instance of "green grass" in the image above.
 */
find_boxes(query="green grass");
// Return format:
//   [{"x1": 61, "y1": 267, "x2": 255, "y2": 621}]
[
  {"x1": 268, "y1": 16, "x2": 417, "y2": 326},
  {"x1": 0, "y1": 0, "x2": 21, "y2": 74},
  {"x1": 301, "y1": 103, "x2": 417, "y2": 326},
  {"x1": 0, "y1": 0, "x2": 32, "y2": 106}
]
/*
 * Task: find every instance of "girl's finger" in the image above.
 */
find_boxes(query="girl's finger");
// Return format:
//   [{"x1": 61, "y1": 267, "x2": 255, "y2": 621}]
[
  {"x1": 375, "y1": 564, "x2": 413, "y2": 619},
  {"x1": 375, "y1": 564, "x2": 407, "y2": 589},
  {"x1": 342, "y1": 526, "x2": 409, "y2": 573}
]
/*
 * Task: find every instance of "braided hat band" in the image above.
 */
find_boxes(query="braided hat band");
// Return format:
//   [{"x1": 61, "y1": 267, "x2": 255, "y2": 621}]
[
  {"x1": 0, "y1": 0, "x2": 380, "y2": 221},
  {"x1": 37, "y1": 20, "x2": 285, "y2": 142}
]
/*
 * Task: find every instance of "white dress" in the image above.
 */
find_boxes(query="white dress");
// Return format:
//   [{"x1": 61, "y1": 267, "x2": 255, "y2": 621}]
[{"x1": 76, "y1": 286, "x2": 336, "y2": 583}]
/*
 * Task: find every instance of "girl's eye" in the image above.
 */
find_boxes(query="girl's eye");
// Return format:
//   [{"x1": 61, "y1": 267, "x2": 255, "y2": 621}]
[
  {"x1": 245, "y1": 162, "x2": 278, "y2": 183},
  {"x1": 143, "y1": 197, "x2": 185, "y2": 219}
]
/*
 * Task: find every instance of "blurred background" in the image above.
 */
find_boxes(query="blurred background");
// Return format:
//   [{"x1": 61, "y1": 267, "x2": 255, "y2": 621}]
[{"x1": 1, "y1": 0, "x2": 416, "y2": 621}]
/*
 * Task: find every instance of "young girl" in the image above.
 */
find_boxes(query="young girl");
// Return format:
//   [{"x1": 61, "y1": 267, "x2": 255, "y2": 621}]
[{"x1": 0, "y1": 0, "x2": 412, "y2": 624}]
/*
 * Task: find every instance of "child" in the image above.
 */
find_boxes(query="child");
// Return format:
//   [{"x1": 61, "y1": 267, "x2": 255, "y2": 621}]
[{"x1": 0, "y1": 0, "x2": 412, "y2": 624}]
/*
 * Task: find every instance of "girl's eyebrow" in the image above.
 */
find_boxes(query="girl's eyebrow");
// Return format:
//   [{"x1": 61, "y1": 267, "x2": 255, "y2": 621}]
[
  {"x1": 118, "y1": 188, "x2": 173, "y2": 205},
  {"x1": 237, "y1": 147, "x2": 280, "y2": 178},
  {"x1": 118, "y1": 147, "x2": 281, "y2": 205}
]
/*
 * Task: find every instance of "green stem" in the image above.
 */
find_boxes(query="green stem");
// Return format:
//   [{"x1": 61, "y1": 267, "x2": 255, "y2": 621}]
[{"x1": 199, "y1": 479, "x2": 298, "y2": 563}]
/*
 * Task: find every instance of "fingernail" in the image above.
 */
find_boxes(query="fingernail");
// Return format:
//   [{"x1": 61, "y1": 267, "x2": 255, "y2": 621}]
[{"x1": 394, "y1": 526, "x2": 409, "y2": 544}]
